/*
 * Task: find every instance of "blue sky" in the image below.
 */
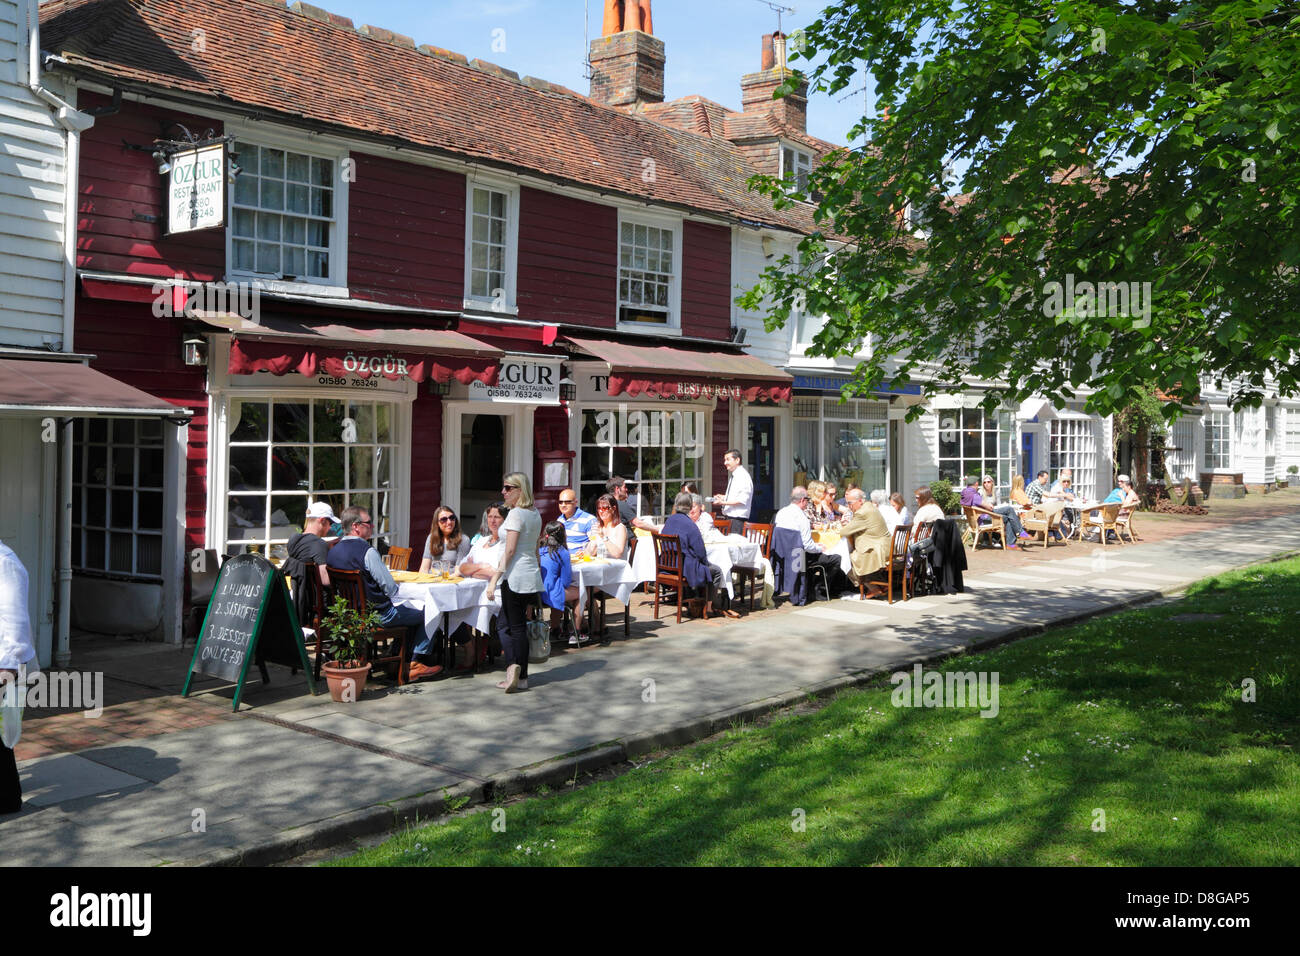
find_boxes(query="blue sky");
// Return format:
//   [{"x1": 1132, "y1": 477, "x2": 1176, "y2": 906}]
[{"x1": 312, "y1": 0, "x2": 873, "y2": 146}]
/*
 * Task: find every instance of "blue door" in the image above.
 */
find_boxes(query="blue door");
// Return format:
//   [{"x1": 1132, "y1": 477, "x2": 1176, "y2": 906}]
[
  {"x1": 747, "y1": 416, "x2": 776, "y2": 521},
  {"x1": 1021, "y1": 432, "x2": 1034, "y2": 481}
]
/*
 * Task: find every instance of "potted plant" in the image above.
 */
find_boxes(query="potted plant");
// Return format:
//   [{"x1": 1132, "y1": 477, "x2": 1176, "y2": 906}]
[
  {"x1": 1287, "y1": 465, "x2": 1298, "y2": 488},
  {"x1": 320, "y1": 594, "x2": 379, "y2": 702}
]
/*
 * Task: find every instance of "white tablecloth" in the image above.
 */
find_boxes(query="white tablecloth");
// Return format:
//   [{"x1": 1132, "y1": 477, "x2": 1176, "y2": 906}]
[
  {"x1": 631, "y1": 532, "x2": 762, "y2": 600},
  {"x1": 570, "y1": 557, "x2": 637, "y2": 622},
  {"x1": 395, "y1": 578, "x2": 494, "y2": 638},
  {"x1": 812, "y1": 531, "x2": 853, "y2": 575}
]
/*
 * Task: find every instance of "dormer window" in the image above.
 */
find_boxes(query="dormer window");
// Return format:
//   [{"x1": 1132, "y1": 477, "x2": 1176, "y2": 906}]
[{"x1": 781, "y1": 145, "x2": 813, "y2": 193}]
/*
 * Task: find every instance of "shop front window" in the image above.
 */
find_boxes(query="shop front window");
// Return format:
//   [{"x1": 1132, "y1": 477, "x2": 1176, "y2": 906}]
[
  {"x1": 579, "y1": 407, "x2": 704, "y2": 519},
  {"x1": 937, "y1": 406, "x2": 1016, "y2": 496},
  {"x1": 1048, "y1": 418, "x2": 1097, "y2": 492},
  {"x1": 792, "y1": 397, "x2": 888, "y2": 492},
  {"x1": 72, "y1": 418, "x2": 165, "y2": 579},
  {"x1": 225, "y1": 397, "x2": 397, "y2": 557}
]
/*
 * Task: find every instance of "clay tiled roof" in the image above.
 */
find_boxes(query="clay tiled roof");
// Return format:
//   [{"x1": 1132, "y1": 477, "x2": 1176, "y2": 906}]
[
  {"x1": 640, "y1": 95, "x2": 840, "y2": 160},
  {"x1": 40, "y1": 0, "x2": 826, "y2": 234}
]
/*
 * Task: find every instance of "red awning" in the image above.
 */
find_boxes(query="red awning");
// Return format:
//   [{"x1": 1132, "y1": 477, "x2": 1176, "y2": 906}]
[
  {"x1": 564, "y1": 336, "x2": 793, "y2": 403},
  {"x1": 0, "y1": 356, "x2": 191, "y2": 418},
  {"x1": 211, "y1": 316, "x2": 502, "y2": 385}
]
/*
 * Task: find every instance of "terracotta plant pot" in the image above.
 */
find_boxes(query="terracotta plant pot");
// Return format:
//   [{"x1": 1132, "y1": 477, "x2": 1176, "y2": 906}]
[{"x1": 322, "y1": 662, "x2": 371, "y2": 702}]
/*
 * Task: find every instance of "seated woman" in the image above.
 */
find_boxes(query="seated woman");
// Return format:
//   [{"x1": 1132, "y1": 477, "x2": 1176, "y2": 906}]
[
  {"x1": 890, "y1": 491, "x2": 911, "y2": 527},
  {"x1": 419, "y1": 506, "x2": 472, "y2": 574},
  {"x1": 585, "y1": 493, "x2": 629, "y2": 559},
  {"x1": 460, "y1": 503, "x2": 507, "y2": 579},
  {"x1": 978, "y1": 474, "x2": 1031, "y2": 547},
  {"x1": 539, "y1": 520, "x2": 586, "y2": 645},
  {"x1": 1010, "y1": 475, "x2": 1031, "y2": 508},
  {"x1": 804, "y1": 480, "x2": 829, "y2": 525}
]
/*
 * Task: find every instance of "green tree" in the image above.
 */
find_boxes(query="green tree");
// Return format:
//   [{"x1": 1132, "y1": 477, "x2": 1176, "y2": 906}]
[{"x1": 741, "y1": 1, "x2": 1300, "y2": 419}]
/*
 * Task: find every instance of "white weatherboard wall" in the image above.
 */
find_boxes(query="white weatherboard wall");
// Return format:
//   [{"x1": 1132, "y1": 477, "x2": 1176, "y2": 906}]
[{"x1": 0, "y1": 0, "x2": 67, "y2": 348}]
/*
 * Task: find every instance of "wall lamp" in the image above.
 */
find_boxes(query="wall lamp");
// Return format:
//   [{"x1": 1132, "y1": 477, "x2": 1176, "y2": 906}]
[{"x1": 182, "y1": 335, "x2": 207, "y2": 366}]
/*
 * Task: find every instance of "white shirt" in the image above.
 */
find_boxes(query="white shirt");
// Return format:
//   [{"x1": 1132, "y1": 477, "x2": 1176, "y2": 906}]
[
  {"x1": 696, "y1": 512, "x2": 715, "y2": 535},
  {"x1": 722, "y1": 465, "x2": 754, "y2": 518},
  {"x1": 878, "y1": 502, "x2": 902, "y2": 532},
  {"x1": 914, "y1": 503, "x2": 946, "y2": 525},
  {"x1": 467, "y1": 536, "x2": 504, "y2": 569},
  {"x1": 773, "y1": 503, "x2": 821, "y2": 553},
  {"x1": 0, "y1": 540, "x2": 36, "y2": 671}
]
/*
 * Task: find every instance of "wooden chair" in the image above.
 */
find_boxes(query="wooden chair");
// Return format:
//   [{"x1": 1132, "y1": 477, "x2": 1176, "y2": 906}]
[
  {"x1": 383, "y1": 546, "x2": 412, "y2": 571},
  {"x1": 904, "y1": 521, "x2": 937, "y2": 597},
  {"x1": 593, "y1": 535, "x2": 636, "y2": 641},
  {"x1": 963, "y1": 505, "x2": 1004, "y2": 550},
  {"x1": 1022, "y1": 502, "x2": 1066, "y2": 549},
  {"x1": 651, "y1": 532, "x2": 705, "y2": 623},
  {"x1": 328, "y1": 568, "x2": 410, "y2": 684},
  {"x1": 1083, "y1": 503, "x2": 1122, "y2": 546},
  {"x1": 735, "y1": 522, "x2": 773, "y2": 610},
  {"x1": 301, "y1": 561, "x2": 329, "y2": 680},
  {"x1": 883, "y1": 524, "x2": 912, "y2": 604}
]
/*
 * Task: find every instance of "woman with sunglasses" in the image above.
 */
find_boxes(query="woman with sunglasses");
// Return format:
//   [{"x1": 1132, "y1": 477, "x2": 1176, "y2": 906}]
[
  {"x1": 486, "y1": 473, "x2": 542, "y2": 693},
  {"x1": 419, "y1": 506, "x2": 471, "y2": 575},
  {"x1": 584, "y1": 493, "x2": 628, "y2": 560}
]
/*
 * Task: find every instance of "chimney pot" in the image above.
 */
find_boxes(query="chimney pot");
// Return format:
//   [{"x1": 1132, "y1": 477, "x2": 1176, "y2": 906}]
[
  {"x1": 773, "y1": 32, "x2": 787, "y2": 71},
  {"x1": 760, "y1": 33, "x2": 775, "y2": 71}
]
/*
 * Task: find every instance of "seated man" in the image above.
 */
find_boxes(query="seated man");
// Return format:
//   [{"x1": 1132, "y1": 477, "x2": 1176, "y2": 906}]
[
  {"x1": 661, "y1": 493, "x2": 738, "y2": 618},
  {"x1": 556, "y1": 488, "x2": 596, "y2": 551},
  {"x1": 1050, "y1": 470, "x2": 1078, "y2": 536},
  {"x1": 327, "y1": 505, "x2": 440, "y2": 680},
  {"x1": 774, "y1": 487, "x2": 849, "y2": 597},
  {"x1": 1025, "y1": 469, "x2": 1051, "y2": 506},
  {"x1": 840, "y1": 488, "x2": 894, "y2": 598}
]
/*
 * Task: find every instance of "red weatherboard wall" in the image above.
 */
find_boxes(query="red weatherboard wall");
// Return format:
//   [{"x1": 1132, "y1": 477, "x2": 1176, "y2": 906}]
[
  {"x1": 407, "y1": 391, "x2": 444, "y2": 553},
  {"x1": 518, "y1": 187, "x2": 617, "y2": 327},
  {"x1": 711, "y1": 401, "x2": 731, "y2": 498},
  {"x1": 349, "y1": 154, "x2": 464, "y2": 310},
  {"x1": 682, "y1": 221, "x2": 733, "y2": 342},
  {"x1": 76, "y1": 94, "x2": 225, "y2": 281},
  {"x1": 72, "y1": 296, "x2": 210, "y2": 552}
]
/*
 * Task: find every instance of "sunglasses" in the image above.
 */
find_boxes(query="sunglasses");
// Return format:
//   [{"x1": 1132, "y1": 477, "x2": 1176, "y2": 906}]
[
  {"x1": 502, "y1": 484, "x2": 518, "y2": 492},
  {"x1": 559, "y1": 499, "x2": 576, "y2": 505},
  {"x1": 438, "y1": 515, "x2": 457, "y2": 523}
]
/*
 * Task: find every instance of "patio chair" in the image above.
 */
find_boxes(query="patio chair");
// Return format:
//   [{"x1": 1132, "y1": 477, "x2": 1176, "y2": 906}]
[
  {"x1": 1022, "y1": 502, "x2": 1067, "y2": 549},
  {"x1": 383, "y1": 546, "x2": 412, "y2": 571},
  {"x1": 1115, "y1": 506, "x2": 1140, "y2": 543},
  {"x1": 651, "y1": 532, "x2": 701, "y2": 623},
  {"x1": 735, "y1": 522, "x2": 773, "y2": 610},
  {"x1": 1083, "y1": 503, "x2": 1123, "y2": 546},
  {"x1": 963, "y1": 505, "x2": 1004, "y2": 550},
  {"x1": 771, "y1": 526, "x2": 823, "y2": 605},
  {"x1": 593, "y1": 535, "x2": 636, "y2": 641},
  {"x1": 883, "y1": 523, "x2": 912, "y2": 604},
  {"x1": 904, "y1": 521, "x2": 938, "y2": 598},
  {"x1": 301, "y1": 561, "x2": 329, "y2": 680},
  {"x1": 328, "y1": 568, "x2": 410, "y2": 684}
]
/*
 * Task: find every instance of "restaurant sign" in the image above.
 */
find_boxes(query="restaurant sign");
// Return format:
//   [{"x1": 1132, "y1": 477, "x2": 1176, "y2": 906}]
[
  {"x1": 469, "y1": 358, "x2": 560, "y2": 404},
  {"x1": 166, "y1": 143, "x2": 226, "y2": 235}
]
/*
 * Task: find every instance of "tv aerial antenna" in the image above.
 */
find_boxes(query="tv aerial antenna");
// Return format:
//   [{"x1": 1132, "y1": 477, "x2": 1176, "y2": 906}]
[{"x1": 754, "y1": 0, "x2": 796, "y2": 35}]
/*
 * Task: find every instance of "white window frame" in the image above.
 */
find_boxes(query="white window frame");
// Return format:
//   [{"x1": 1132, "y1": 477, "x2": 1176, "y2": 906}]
[
  {"x1": 1204, "y1": 408, "x2": 1233, "y2": 471},
  {"x1": 1048, "y1": 417, "x2": 1097, "y2": 495},
  {"x1": 225, "y1": 125, "x2": 350, "y2": 295},
  {"x1": 781, "y1": 143, "x2": 813, "y2": 194},
  {"x1": 462, "y1": 175, "x2": 521, "y2": 315},
  {"x1": 792, "y1": 396, "x2": 890, "y2": 491},
  {"x1": 615, "y1": 210, "x2": 682, "y2": 334},
  {"x1": 935, "y1": 405, "x2": 1018, "y2": 498},
  {"x1": 1286, "y1": 407, "x2": 1300, "y2": 454}
]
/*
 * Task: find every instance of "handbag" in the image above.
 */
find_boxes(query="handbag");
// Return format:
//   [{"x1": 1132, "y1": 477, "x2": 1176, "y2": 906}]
[
  {"x1": 0, "y1": 670, "x2": 23, "y2": 749},
  {"x1": 527, "y1": 618, "x2": 551, "y2": 663}
]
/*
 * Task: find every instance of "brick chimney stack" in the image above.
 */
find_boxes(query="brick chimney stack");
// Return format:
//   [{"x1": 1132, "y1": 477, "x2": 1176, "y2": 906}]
[
  {"x1": 740, "y1": 31, "x2": 808, "y2": 133},
  {"x1": 589, "y1": 1, "x2": 665, "y2": 109}
]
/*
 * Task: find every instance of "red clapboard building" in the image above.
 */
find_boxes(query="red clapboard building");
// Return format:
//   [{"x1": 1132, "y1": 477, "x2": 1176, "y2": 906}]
[{"x1": 38, "y1": 0, "x2": 828, "y2": 643}]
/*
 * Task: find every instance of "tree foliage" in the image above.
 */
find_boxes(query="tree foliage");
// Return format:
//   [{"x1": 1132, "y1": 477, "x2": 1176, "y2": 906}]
[{"x1": 741, "y1": 1, "x2": 1300, "y2": 419}]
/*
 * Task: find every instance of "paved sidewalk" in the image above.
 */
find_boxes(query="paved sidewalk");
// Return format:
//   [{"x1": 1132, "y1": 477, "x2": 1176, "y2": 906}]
[{"x1": 4, "y1": 513, "x2": 1298, "y2": 866}]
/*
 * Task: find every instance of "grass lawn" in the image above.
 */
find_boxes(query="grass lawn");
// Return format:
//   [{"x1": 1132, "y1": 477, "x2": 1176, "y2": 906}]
[{"x1": 331, "y1": 559, "x2": 1300, "y2": 866}]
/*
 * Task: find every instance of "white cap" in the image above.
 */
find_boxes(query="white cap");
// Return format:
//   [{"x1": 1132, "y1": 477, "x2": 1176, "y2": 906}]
[{"x1": 306, "y1": 501, "x2": 338, "y2": 523}]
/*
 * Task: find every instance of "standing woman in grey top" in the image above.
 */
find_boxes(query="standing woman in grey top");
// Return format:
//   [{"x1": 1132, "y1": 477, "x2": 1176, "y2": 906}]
[{"x1": 486, "y1": 472, "x2": 543, "y2": 693}]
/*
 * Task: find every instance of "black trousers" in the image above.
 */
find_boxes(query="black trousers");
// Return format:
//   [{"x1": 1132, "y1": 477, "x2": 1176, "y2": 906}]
[
  {"x1": 1, "y1": 743, "x2": 20, "y2": 815},
  {"x1": 810, "y1": 552, "x2": 849, "y2": 597},
  {"x1": 500, "y1": 581, "x2": 535, "y2": 680},
  {"x1": 727, "y1": 517, "x2": 750, "y2": 536}
]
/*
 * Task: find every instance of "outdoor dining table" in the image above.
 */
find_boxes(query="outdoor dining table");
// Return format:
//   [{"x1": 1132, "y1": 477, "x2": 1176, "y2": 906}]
[
  {"x1": 568, "y1": 555, "x2": 638, "y2": 624},
  {"x1": 811, "y1": 529, "x2": 852, "y2": 575},
  {"x1": 393, "y1": 574, "x2": 492, "y2": 669},
  {"x1": 630, "y1": 530, "x2": 764, "y2": 600}
]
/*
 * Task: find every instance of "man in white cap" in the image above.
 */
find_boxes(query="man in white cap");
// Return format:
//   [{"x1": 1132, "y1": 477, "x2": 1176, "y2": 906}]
[
  {"x1": 285, "y1": 501, "x2": 336, "y2": 630},
  {"x1": 1, "y1": 538, "x2": 37, "y2": 814}
]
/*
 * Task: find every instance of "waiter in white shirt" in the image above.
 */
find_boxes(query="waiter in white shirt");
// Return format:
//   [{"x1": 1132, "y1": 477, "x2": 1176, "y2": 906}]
[
  {"x1": 1, "y1": 539, "x2": 37, "y2": 814},
  {"x1": 712, "y1": 448, "x2": 753, "y2": 535},
  {"x1": 773, "y1": 487, "x2": 849, "y2": 596}
]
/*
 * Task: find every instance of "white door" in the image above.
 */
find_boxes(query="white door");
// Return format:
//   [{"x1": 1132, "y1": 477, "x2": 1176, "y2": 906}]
[{"x1": 0, "y1": 417, "x2": 54, "y2": 666}]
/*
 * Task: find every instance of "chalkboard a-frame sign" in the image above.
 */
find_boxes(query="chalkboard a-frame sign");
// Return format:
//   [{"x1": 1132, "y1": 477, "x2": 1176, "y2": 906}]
[{"x1": 182, "y1": 553, "x2": 316, "y2": 710}]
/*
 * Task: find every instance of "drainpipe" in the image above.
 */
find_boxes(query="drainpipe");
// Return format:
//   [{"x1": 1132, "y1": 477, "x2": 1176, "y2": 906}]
[{"x1": 27, "y1": 0, "x2": 95, "y2": 667}]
